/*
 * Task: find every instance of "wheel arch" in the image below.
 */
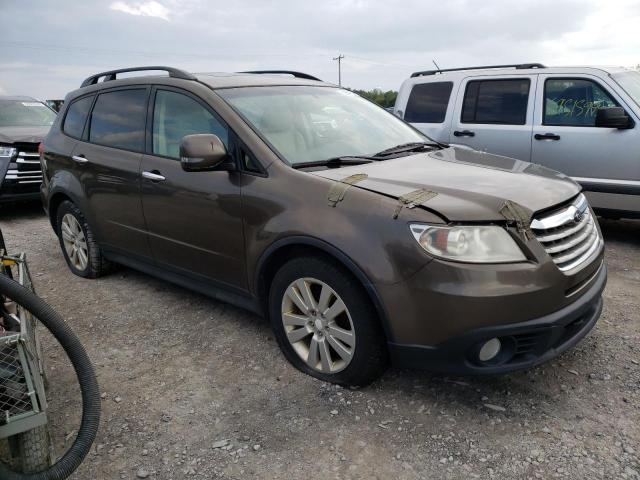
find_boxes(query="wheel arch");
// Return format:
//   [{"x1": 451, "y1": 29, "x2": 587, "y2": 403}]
[
  {"x1": 48, "y1": 191, "x2": 74, "y2": 231},
  {"x1": 254, "y1": 236, "x2": 393, "y2": 341}
]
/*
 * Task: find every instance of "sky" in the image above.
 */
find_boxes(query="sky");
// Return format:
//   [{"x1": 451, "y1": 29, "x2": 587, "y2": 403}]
[{"x1": 1, "y1": 0, "x2": 639, "y2": 100}]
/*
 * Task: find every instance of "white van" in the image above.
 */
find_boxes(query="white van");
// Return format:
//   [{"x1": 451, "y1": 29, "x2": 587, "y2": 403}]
[{"x1": 395, "y1": 63, "x2": 640, "y2": 218}]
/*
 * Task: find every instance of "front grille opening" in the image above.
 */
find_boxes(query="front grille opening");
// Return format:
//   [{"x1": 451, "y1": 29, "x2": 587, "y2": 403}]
[{"x1": 531, "y1": 194, "x2": 601, "y2": 273}]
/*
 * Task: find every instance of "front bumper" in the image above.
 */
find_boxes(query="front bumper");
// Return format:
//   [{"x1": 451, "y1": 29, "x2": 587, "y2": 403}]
[
  {"x1": 388, "y1": 262, "x2": 606, "y2": 374},
  {"x1": 0, "y1": 188, "x2": 41, "y2": 203}
]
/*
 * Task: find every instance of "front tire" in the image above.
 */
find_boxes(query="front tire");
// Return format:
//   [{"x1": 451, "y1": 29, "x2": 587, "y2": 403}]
[
  {"x1": 55, "y1": 201, "x2": 111, "y2": 278},
  {"x1": 269, "y1": 255, "x2": 388, "y2": 387}
]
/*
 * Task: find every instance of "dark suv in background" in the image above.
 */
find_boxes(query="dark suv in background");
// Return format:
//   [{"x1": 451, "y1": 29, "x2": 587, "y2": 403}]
[
  {"x1": 0, "y1": 96, "x2": 56, "y2": 203},
  {"x1": 40, "y1": 66, "x2": 606, "y2": 386}
]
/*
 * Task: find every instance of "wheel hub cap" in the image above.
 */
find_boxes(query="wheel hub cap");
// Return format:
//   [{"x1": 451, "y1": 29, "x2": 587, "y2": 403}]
[
  {"x1": 281, "y1": 277, "x2": 356, "y2": 374},
  {"x1": 61, "y1": 213, "x2": 89, "y2": 271}
]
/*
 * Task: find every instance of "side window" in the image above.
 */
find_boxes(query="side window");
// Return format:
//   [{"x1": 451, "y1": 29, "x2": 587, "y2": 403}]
[
  {"x1": 404, "y1": 82, "x2": 453, "y2": 123},
  {"x1": 89, "y1": 89, "x2": 147, "y2": 152},
  {"x1": 152, "y1": 90, "x2": 228, "y2": 159},
  {"x1": 544, "y1": 79, "x2": 618, "y2": 127},
  {"x1": 63, "y1": 96, "x2": 94, "y2": 139},
  {"x1": 461, "y1": 79, "x2": 530, "y2": 125}
]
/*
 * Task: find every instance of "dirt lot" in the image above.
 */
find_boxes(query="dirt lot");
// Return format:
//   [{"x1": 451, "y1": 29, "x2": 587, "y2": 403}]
[{"x1": 0, "y1": 203, "x2": 638, "y2": 479}]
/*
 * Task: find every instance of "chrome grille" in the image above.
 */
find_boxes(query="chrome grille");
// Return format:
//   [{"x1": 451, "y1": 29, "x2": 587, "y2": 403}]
[
  {"x1": 5, "y1": 147, "x2": 42, "y2": 185},
  {"x1": 531, "y1": 194, "x2": 601, "y2": 273}
]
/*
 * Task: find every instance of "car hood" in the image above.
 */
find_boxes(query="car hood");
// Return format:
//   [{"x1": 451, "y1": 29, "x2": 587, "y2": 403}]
[
  {"x1": 311, "y1": 147, "x2": 581, "y2": 222},
  {"x1": 0, "y1": 125, "x2": 50, "y2": 144}
]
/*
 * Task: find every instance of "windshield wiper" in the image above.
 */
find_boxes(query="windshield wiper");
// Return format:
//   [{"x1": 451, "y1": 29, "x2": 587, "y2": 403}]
[
  {"x1": 371, "y1": 141, "x2": 442, "y2": 158},
  {"x1": 292, "y1": 156, "x2": 377, "y2": 169},
  {"x1": 373, "y1": 139, "x2": 451, "y2": 157}
]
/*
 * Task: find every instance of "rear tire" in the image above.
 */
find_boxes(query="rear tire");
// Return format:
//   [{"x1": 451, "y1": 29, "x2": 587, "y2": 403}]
[
  {"x1": 55, "y1": 201, "x2": 111, "y2": 278},
  {"x1": 269, "y1": 255, "x2": 388, "y2": 387}
]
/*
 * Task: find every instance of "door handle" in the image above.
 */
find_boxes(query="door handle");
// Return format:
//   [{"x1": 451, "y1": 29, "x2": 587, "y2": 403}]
[
  {"x1": 453, "y1": 130, "x2": 475, "y2": 137},
  {"x1": 534, "y1": 133, "x2": 561, "y2": 141},
  {"x1": 142, "y1": 170, "x2": 166, "y2": 182},
  {"x1": 72, "y1": 155, "x2": 89, "y2": 164}
]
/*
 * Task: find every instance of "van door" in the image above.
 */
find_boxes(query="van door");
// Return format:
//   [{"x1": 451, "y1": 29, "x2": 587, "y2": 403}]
[
  {"x1": 531, "y1": 74, "x2": 640, "y2": 213},
  {"x1": 450, "y1": 76, "x2": 537, "y2": 161},
  {"x1": 400, "y1": 81, "x2": 455, "y2": 143},
  {"x1": 140, "y1": 87, "x2": 246, "y2": 289}
]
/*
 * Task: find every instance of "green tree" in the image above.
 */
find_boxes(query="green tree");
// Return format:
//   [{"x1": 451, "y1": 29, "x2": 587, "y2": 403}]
[{"x1": 348, "y1": 88, "x2": 398, "y2": 108}]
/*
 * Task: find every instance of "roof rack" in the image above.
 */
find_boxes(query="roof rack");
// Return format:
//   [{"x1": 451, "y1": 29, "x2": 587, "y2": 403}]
[
  {"x1": 410, "y1": 63, "x2": 546, "y2": 78},
  {"x1": 239, "y1": 70, "x2": 322, "y2": 81},
  {"x1": 81, "y1": 66, "x2": 197, "y2": 88}
]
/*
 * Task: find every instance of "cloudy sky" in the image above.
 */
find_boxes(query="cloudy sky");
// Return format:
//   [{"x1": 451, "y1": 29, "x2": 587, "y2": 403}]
[{"x1": 1, "y1": 0, "x2": 639, "y2": 99}]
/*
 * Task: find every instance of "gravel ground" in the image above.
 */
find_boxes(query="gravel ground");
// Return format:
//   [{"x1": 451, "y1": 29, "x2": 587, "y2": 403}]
[{"x1": 0, "y1": 203, "x2": 638, "y2": 480}]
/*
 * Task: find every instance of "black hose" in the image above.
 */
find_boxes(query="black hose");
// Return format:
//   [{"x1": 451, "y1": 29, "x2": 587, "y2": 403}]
[{"x1": 0, "y1": 274, "x2": 100, "y2": 480}]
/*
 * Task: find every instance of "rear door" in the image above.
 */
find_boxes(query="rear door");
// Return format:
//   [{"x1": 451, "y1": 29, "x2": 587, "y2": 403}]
[
  {"x1": 74, "y1": 87, "x2": 152, "y2": 258},
  {"x1": 450, "y1": 75, "x2": 536, "y2": 161},
  {"x1": 401, "y1": 81, "x2": 454, "y2": 143},
  {"x1": 531, "y1": 74, "x2": 640, "y2": 211},
  {"x1": 140, "y1": 86, "x2": 245, "y2": 289}
]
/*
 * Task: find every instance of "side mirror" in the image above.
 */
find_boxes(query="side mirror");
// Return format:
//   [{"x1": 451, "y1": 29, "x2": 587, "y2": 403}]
[
  {"x1": 180, "y1": 134, "x2": 233, "y2": 172},
  {"x1": 595, "y1": 107, "x2": 633, "y2": 129}
]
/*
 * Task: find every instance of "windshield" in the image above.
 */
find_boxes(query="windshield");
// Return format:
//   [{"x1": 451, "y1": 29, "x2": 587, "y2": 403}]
[
  {"x1": 0, "y1": 99, "x2": 57, "y2": 127},
  {"x1": 611, "y1": 71, "x2": 640, "y2": 108},
  {"x1": 217, "y1": 86, "x2": 427, "y2": 165}
]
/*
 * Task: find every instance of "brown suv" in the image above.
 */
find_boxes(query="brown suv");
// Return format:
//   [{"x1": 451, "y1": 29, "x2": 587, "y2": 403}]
[{"x1": 40, "y1": 66, "x2": 606, "y2": 386}]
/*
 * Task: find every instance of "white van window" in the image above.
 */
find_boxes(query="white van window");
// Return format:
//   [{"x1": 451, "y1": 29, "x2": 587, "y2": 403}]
[
  {"x1": 404, "y1": 82, "x2": 453, "y2": 123},
  {"x1": 544, "y1": 79, "x2": 618, "y2": 127},
  {"x1": 612, "y1": 71, "x2": 640, "y2": 108},
  {"x1": 461, "y1": 79, "x2": 530, "y2": 125}
]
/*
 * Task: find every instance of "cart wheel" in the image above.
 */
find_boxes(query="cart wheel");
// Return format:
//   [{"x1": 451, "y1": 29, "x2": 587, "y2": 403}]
[
  {"x1": 0, "y1": 425, "x2": 52, "y2": 473},
  {"x1": 16, "y1": 425, "x2": 52, "y2": 472}
]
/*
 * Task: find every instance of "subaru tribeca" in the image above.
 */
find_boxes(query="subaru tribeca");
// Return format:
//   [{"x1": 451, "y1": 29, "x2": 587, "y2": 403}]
[{"x1": 40, "y1": 67, "x2": 606, "y2": 386}]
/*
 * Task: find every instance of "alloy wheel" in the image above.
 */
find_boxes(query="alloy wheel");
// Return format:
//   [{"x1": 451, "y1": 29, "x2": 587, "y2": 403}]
[
  {"x1": 281, "y1": 277, "x2": 356, "y2": 374},
  {"x1": 60, "y1": 214, "x2": 89, "y2": 271}
]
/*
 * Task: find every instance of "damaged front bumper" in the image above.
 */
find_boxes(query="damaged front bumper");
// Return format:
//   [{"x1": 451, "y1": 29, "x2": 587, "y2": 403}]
[{"x1": 386, "y1": 260, "x2": 606, "y2": 374}]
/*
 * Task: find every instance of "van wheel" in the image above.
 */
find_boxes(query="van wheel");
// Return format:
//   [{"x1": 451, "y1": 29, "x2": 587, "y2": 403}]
[
  {"x1": 56, "y1": 201, "x2": 111, "y2": 278},
  {"x1": 269, "y1": 256, "x2": 388, "y2": 387}
]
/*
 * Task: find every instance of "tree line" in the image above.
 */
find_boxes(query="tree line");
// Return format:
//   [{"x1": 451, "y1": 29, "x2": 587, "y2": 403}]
[{"x1": 349, "y1": 88, "x2": 398, "y2": 108}]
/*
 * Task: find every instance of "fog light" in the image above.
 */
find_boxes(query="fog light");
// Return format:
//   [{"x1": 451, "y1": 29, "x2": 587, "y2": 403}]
[{"x1": 478, "y1": 338, "x2": 501, "y2": 362}]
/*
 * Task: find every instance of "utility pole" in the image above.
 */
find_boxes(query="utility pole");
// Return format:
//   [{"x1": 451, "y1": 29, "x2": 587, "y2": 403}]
[{"x1": 333, "y1": 54, "x2": 344, "y2": 86}]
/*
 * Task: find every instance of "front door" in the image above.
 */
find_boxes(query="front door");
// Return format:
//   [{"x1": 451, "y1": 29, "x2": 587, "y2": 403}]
[
  {"x1": 140, "y1": 87, "x2": 245, "y2": 289},
  {"x1": 531, "y1": 74, "x2": 640, "y2": 211},
  {"x1": 450, "y1": 75, "x2": 536, "y2": 161}
]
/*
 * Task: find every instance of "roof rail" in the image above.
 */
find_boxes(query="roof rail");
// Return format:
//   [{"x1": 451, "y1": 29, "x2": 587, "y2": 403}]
[
  {"x1": 239, "y1": 70, "x2": 322, "y2": 81},
  {"x1": 410, "y1": 63, "x2": 546, "y2": 78},
  {"x1": 81, "y1": 66, "x2": 197, "y2": 88}
]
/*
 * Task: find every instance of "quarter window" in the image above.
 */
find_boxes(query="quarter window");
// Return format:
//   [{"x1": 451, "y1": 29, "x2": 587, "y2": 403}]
[
  {"x1": 404, "y1": 82, "x2": 453, "y2": 123},
  {"x1": 461, "y1": 79, "x2": 530, "y2": 125},
  {"x1": 63, "y1": 96, "x2": 93, "y2": 139},
  {"x1": 544, "y1": 78, "x2": 618, "y2": 126},
  {"x1": 89, "y1": 89, "x2": 147, "y2": 152},
  {"x1": 152, "y1": 90, "x2": 228, "y2": 159}
]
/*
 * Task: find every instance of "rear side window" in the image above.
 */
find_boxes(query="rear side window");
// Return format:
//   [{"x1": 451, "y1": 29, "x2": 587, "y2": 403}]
[
  {"x1": 404, "y1": 82, "x2": 453, "y2": 123},
  {"x1": 461, "y1": 79, "x2": 530, "y2": 125},
  {"x1": 544, "y1": 78, "x2": 618, "y2": 126},
  {"x1": 152, "y1": 89, "x2": 228, "y2": 159},
  {"x1": 63, "y1": 96, "x2": 93, "y2": 139},
  {"x1": 89, "y1": 89, "x2": 147, "y2": 152}
]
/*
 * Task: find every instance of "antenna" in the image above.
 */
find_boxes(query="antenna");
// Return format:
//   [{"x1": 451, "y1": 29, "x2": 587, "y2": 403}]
[{"x1": 432, "y1": 59, "x2": 442, "y2": 73}]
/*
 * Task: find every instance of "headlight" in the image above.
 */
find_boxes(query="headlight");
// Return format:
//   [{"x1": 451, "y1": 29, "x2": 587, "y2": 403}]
[
  {"x1": 0, "y1": 146, "x2": 16, "y2": 157},
  {"x1": 410, "y1": 224, "x2": 526, "y2": 263}
]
